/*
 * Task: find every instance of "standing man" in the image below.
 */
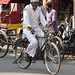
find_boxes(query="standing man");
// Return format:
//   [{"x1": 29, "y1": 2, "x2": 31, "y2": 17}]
[
  {"x1": 45, "y1": 1, "x2": 58, "y2": 33},
  {"x1": 23, "y1": 0, "x2": 47, "y2": 60}
]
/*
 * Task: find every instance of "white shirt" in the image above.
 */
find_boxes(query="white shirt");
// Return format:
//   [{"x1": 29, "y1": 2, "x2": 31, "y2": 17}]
[{"x1": 23, "y1": 4, "x2": 47, "y2": 28}]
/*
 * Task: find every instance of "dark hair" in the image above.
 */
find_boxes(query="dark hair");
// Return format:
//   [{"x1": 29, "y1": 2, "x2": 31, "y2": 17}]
[{"x1": 46, "y1": 2, "x2": 52, "y2": 7}]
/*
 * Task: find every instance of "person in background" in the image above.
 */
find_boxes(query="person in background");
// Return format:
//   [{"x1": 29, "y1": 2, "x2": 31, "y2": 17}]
[
  {"x1": 40, "y1": 0, "x2": 54, "y2": 18},
  {"x1": 45, "y1": 1, "x2": 58, "y2": 34},
  {"x1": 22, "y1": 0, "x2": 47, "y2": 60}
]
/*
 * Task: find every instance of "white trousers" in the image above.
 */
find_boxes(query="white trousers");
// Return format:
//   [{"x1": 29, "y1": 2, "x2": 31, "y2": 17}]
[{"x1": 22, "y1": 27, "x2": 45, "y2": 57}]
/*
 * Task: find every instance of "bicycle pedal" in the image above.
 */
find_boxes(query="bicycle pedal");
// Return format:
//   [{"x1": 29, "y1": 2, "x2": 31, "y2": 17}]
[
  {"x1": 12, "y1": 60, "x2": 17, "y2": 64},
  {"x1": 30, "y1": 57, "x2": 36, "y2": 63},
  {"x1": 9, "y1": 50, "x2": 13, "y2": 53}
]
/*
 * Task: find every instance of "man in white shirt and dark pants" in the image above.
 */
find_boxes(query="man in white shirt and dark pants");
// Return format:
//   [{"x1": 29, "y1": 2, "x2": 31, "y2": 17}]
[{"x1": 23, "y1": 0, "x2": 47, "y2": 60}]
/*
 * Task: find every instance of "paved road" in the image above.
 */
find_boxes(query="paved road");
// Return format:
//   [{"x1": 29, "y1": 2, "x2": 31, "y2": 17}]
[{"x1": 0, "y1": 52, "x2": 75, "y2": 75}]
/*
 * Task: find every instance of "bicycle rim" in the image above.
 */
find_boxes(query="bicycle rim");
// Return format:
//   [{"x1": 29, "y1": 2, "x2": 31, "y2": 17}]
[
  {"x1": 44, "y1": 42, "x2": 61, "y2": 75},
  {"x1": 0, "y1": 34, "x2": 8, "y2": 58},
  {"x1": 15, "y1": 38, "x2": 31, "y2": 69},
  {"x1": 51, "y1": 36, "x2": 65, "y2": 62}
]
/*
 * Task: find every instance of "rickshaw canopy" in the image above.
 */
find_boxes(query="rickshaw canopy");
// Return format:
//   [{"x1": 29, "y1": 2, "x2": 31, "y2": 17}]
[
  {"x1": 0, "y1": 0, "x2": 30, "y2": 4},
  {"x1": 0, "y1": 0, "x2": 10, "y2": 4}
]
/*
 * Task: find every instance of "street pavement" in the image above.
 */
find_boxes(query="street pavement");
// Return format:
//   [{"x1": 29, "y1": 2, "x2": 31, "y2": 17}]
[{"x1": 0, "y1": 52, "x2": 75, "y2": 75}]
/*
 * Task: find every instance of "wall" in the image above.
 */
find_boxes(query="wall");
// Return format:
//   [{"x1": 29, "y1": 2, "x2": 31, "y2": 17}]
[
  {"x1": 52, "y1": 0, "x2": 59, "y2": 14},
  {"x1": 73, "y1": 0, "x2": 75, "y2": 16}
]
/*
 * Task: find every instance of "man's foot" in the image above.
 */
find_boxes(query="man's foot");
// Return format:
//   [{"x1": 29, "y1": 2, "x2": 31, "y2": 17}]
[
  {"x1": 31, "y1": 57, "x2": 36, "y2": 63},
  {"x1": 24, "y1": 53, "x2": 30, "y2": 61}
]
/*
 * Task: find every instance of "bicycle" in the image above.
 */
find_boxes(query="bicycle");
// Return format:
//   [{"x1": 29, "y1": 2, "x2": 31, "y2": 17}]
[
  {"x1": 15, "y1": 28, "x2": 61, "y2": 75},
  {"x1": 0, "y1": 29, "x2": 9, "y2": 58}
]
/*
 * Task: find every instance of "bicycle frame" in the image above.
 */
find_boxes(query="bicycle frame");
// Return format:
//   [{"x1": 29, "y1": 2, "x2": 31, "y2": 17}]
[
  {"x1": 15, "y1": 28, "x2": 61, "y2": 75},
  {"x1": 33, "y1": 29, "x2": 53, "y2": 60}
]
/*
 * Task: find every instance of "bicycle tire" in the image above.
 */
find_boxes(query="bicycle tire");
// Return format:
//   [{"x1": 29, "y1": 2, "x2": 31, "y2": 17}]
[
  {"x1": 51, "y1": 36, "x2": 65, "y2": 62},
  {"x1": 15, "y1": 38, "x2": 32, "y2": 69},
  {"x1": 0, "y1": 33, "x2": 9, "y2": 58},
  {"x1": 44, "y1": 42, "x2": 61, "y2": 75}
]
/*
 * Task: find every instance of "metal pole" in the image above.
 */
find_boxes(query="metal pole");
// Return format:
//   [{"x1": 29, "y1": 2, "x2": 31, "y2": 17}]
[{"x1": 19, "y1": 3, "x2": 21, "y2": 23}]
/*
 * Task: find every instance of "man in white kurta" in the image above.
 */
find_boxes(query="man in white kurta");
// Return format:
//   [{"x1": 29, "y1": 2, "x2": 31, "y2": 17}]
[{"x1": 23, "y1": 0, "x2": 47, "y2": 58}]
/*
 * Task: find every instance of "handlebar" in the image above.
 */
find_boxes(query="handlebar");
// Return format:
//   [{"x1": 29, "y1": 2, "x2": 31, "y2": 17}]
[{"x1": 0, "y1": 15, "x2": 9, "y2": 19}]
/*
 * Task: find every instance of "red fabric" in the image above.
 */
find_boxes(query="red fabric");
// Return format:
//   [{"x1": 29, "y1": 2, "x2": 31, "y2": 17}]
[
  {"x1": 1, "y1": 11, "x2": 9, "y2": 23},
  {"x1": 0, "y1": 0, "x2": 10, "y2": 4},
  {"x1": 10, "y1": 11, "x2": 20, "y2": 24}
]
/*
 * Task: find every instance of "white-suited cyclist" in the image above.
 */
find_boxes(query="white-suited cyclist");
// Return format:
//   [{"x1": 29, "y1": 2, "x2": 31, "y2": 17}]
[{"x1": 22, "y1": 0, "x2": 47, "y2": 60}]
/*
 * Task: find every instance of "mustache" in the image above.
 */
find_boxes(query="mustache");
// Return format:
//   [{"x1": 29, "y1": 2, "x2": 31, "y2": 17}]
[{"x1": 33, "y1": 6, "x2": 37, "y2": 9}]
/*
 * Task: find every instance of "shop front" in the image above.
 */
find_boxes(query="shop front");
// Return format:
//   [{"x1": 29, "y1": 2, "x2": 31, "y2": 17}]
[{"x1": 58, "y1": 0, "x2": 73, "y2": 21}]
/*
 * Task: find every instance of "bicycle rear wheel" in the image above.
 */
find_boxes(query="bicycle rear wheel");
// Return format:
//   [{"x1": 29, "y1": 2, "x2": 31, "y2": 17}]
[
  {"x1": 44, "y1": 42, "x2": 61, "y2": 75},
  {"x1": 51, "y1": 36, "x2": 65, "y2": 62},
  {"x1": 15, "y1": 38, "x2": 32, "y2": 69},
  {"x1": 0, "y1": 33, "x2": 9, "y2": 58}
]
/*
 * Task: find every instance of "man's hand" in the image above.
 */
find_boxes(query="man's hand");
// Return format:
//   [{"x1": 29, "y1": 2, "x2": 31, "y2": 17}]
[
  {"x1": 39, "y1": 22, "x2": 41, "y2": 25},
  {"x1": 46, "y1": 24, "x2": 50, "y2": 28},
  {"x1": 28, "y1": 27, "x2": 35, "y2": 34},
  {"x1": 46, "y1": 21, "x2": 55, "y2": 28}
]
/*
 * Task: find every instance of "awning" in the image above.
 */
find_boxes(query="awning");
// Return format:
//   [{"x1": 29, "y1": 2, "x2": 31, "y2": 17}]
[
  {"x1": 10, "y1": 0, "x2": 30, "y2": 4},
  {"x1": 0, "y1": 0, "x2": 30, "y2": 4},
  {"x1": 0, "y1": 0, "x2": 10, "y2": 4}
]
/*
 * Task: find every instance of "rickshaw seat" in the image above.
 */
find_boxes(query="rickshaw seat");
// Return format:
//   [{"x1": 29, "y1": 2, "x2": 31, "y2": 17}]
[
  {"x1": 10, "y1": 11, "x2": 20, "y2": 24},
  {"x1": 0, "y1": 11, "x2": 20, "y2": 24},
  {"x1": 7, "y1": 24, "x2": 23, "y2": 30}
]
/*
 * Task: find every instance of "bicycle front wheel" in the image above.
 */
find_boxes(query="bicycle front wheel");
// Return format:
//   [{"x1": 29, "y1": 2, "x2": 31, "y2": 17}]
[
  {"x1": 44, "y1": 42, "x2": 61, "y2": 75},
  {"x1": 15, "y1": 38, "x2": 32, "y2": 69}
]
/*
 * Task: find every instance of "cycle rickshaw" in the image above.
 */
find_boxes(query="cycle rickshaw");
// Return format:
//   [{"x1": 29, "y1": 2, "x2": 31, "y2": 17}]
[{"x1": 0, "y1": 0, "x2": 30, "y2": 58}]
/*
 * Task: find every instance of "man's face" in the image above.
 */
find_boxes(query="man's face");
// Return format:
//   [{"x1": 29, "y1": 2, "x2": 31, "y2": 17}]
[
  {"x1": 31, "y1": 2, "x2": 39, "y2": 9},
  {"x1": 45, "y1": 4, "x2": 48, "y2": 10}
]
